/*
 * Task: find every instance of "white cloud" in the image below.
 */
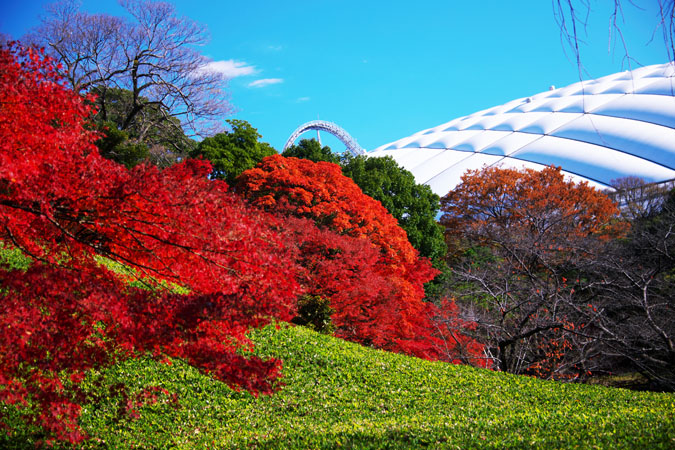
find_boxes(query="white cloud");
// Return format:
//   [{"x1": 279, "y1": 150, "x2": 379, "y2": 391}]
[
  {"x1": 267, "y1": 45, "x2": 283, "y2": 51},
  {"x1": 248, "y1": 78, "x2": 284, "y2": 88},
  {"x1": 199, "y1": 60, "x2": 257, "y2": 78},
  {"x1": 296, "y1": 97, "x2": 311, "y2": 102}
]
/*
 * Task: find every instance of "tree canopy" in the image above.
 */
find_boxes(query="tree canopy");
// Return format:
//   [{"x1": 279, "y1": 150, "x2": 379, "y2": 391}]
[
  {"x1": 585, "y1": 186, "x2": 675, "y2": 390},
  {"x1": 28, "y1": 0, "x2": 228, "y2": 157},
  {"x1": 91, "y1": 86, "x2": 196, "y2": 167},
  {"x1": 282, "y1": 138, "x2": 341, "y2": 164},
  {"x1": 281, "y1": 139, "x2": 446, "y2": 262},
  {"x1": 0, "y1": 43, "x2": 298, "y2": 443},
  {"x1": 439, "y1": 165, "x2": 625, "y2": 378},
  {"x1": 342, "y1": 155, "x2": 446, "y2": 261},
  {"x1": 238, "y1": 155, "x2": 421, "y2": 268},
  {"x1": 190, "y1": 119, "x2": 276, "y2": 184},
  {"x1": 0, "y1": 45, "x2": 484, "y2": 442},
  {"x1": 237, "y1": 155, "x2": 470, "y2": 358}
]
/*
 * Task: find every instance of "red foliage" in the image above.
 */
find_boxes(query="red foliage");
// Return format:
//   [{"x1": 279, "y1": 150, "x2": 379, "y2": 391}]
[
  {"x1": 434, "y1": 299, "x2": 489, "y2": 368},
  {"x1": 0, "y1": 43, "x2": 300, "y2": 442},
  {"x1": 0, "y1": 43, "x2": 486, "y2": 444},
  {"x1": 238, "y1": 155, "x2": 483, "y2": 360},
  {"x1": 237, "y1": 155, "x2": 420, "y2": 269},
  {"x1": 524, "y1": 320, "x2": 579, "y2": 380},
  {"x1": 278, "y1": 217, "x2": 438, "y2": 357}
]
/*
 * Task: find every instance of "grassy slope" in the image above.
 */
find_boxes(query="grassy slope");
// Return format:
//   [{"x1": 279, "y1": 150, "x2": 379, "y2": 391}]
[{"x1": 5, "y1": 324, "x2": 673, "y2": 449}]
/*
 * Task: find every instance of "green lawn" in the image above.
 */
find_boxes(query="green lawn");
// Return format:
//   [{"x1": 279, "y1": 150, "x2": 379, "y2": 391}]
[{"x1": 4, "y1": 323, "x2": 673, "y2": 449}]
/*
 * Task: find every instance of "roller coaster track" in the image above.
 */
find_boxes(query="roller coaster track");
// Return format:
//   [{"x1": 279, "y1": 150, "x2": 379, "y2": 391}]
[{"x1": 283, "y1": 120, "x2": 366, "y2": 156}]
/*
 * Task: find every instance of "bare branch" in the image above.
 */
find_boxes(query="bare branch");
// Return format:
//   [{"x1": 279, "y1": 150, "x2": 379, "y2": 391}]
[{"x1": 26, "y1": 0, "x2": 231, "y2": 142}]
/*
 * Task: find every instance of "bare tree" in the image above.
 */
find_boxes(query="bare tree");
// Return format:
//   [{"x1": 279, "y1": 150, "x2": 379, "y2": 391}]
[
  {"x1": 27, "y1": 0, "x2": 230, "y2": 144},
  {"x1": 580, "y1": 187, "x2": 675, "y2": 390},
  {"x1": 607, "y1": 176, "x2": 675, "y2": 221},
  {"x1": 439, "y1": 166, "x2": 625, "y2": 380},
  {"x1": 658, "y1": 0, "x2": 675, "y2": 62},
  {"x1": 440, "y1": 168, "x2": 675, "y2": 389},
  {"x1": 553, "y1": 0, "x2": 675, "y2": 74}
]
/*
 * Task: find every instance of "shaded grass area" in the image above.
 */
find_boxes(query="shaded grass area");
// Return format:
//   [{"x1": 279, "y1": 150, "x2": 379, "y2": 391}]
[{"x1": 3, "y1": 324, "x2": 673, "y2": 449}]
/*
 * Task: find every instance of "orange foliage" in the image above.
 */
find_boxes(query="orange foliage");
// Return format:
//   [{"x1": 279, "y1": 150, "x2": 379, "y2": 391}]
[
  {"x1": 439, "y1": 165, "x2": 626, "y2": 377},
  {"x1": 440, "y1": 165, "x2": 626, "y2": 255}
]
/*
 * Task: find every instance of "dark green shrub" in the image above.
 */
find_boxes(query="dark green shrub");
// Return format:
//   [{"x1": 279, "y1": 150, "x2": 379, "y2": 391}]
[{"x1": 291, "y1": 295, "x2": 336, "y2": 334}]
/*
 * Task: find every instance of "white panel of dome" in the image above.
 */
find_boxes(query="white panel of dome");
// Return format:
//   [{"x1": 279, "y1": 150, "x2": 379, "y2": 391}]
[
  {"x1": 392, "y1": 147, "x2": 446, "y2": 169},
  {"x1": 481, "y1": 132, "x2": 542, "y2": 156},
  {"x1": 593, "y1": 77, "x2": 659, "y2": 94},
  {"x1": 452, "y1": 130, "x2": 512, "y2": 152},
  {"x1": 437, "y1": 118, "x2": 464, "y2": 132},
  {"x1": 407, "y1": 150, "x2": 474, "y2": 185},
  {"x1": 454, "y1": 115, "x2": 491, "y2": 131},
  {"x1": 551, "y1": 115, "x2": 675, "y2": 167},
  {"x1": 473, "y1": 113, "x2": 518, "y2": 130},
  {"x1": 427, "y1": 153, "x2": 504, "y2": 196},
  {"x1": 528, "y1": 96, "x2": 577, "y2": 113},
  {"x1": 591, "y1": 94, "x2": 675, "y2": 128},
  {"x1": 488, "y1": 158, "x2": 608, "y2": 190},
  {"x1": 596, "y1": 70, "x2": 634, "y2": 83},
  {"x1": 423, "y1": 130, "x2": 483, "y2": 149},
  {"x1": 562, "y1": 94, "x2": 621, "y2": 113},
  {"x1": 412, "y1": 126, "x2": 433, "y2": 136},
  {"x1": 421, "y1": 125, "x2": 446, "y2": 135},
  {"x1": 404, "y1": 148, "x2": 447, "y2": 171},
  {"x1": 520, "y1": 112, "x2": 582, "y2": 135},
  {"x1": 367, "y1": 63, "x2": 675, "y2": 193},
  {"x1": 548, "y1": 82, "x2": 584, "y2": 98},
  {"x1": 634, "y1": 78, "x2": 675, "y2": 96},
  {"x1": 510, "y1": 97, "x2": 553, "y2": 113},
  {"x1": 579, "y1": 81, "x2": 609, "y2": 95},
  {"x1": 560, "y1": 174, "x2": 609, "y2": 190},
  {"x1": 402, "y1": 133, "x2": 451, "y2": 149},
  {"x1": 382, "y1": 135, "x2": 423, "y2": 150},
  {"x1": 492, "y1": 112, "x2": 548, "y2": 131},
  {"x1": 636, "y1": 63, "x2": 675, "y2": 78},
  {"x1": 374, "y1": 148, "x2": 420, "y2": 161},
  {"x1": 496, "y1": 158, "x2": 548, "y2": 172},
  {"x1": 482, "y1": 98, "x2": 527, "y2": 115},
  {"x1": 464, "y1": 115, "x2": 511, "y2": 130},
  {"x1": 510, "y1": 135, "x2": 675, "y2": 184}
]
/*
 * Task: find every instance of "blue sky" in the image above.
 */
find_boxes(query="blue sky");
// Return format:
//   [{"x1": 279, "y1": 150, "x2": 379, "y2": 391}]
[{"x1": 1, "y1": 1, "x2": 670, "y2": 152}]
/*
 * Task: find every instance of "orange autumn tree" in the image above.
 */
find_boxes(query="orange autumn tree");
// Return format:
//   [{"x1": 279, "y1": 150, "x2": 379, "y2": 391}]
[
  {"x1": 439, "y1": 165, "x2": 625, "y2": 379},
  {"x1": 441, "y1": 165, "x2": 624, "y2": 253},
  {"x1": 238, "y1": 155, "x2": 420, "y2": 267},
  {"x1": 238, "y1": 155, "x2": 456, "y2": 359}
]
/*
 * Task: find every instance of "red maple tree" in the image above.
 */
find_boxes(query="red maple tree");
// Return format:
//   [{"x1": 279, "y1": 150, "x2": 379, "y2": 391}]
[
  {"x1": 238, "y1": 155, "x2": 483, "y2": 360},
  {"x1": 0, "y1": 43, "x2": 300, "y2": 443}
]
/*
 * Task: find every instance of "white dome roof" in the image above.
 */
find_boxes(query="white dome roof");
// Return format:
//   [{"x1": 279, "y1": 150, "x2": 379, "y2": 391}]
[{"x1": 369, "y1": 63, "x2": 675, "y2": 195}]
